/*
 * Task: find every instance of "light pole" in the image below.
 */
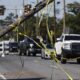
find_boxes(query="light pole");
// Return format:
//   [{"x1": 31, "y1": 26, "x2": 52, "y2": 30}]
[{"x1": 63, "y1": 0, "x2": 66, "y2": 33}]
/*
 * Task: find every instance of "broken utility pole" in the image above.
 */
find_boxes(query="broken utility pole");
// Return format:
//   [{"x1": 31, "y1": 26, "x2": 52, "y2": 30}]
[{"x1": 0, "y1": 0, "x2": 54, "y2": 38}]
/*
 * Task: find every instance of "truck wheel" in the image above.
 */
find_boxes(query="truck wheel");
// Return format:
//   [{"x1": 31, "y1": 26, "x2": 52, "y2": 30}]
[
  {"x1": 61, "y1": 53, "x2": 67, "y2": 64},
  {"x1": 24, "y1": 52, "x2": 27, "y2": 56},
  {"x1": 56, "y1": 55, "x2": 61, "y2": 60},
  {"x1": 33, "y1": 53, "x2": 36, "y2": 56},
  {"x1": 77, "y1": 58, "x2": 80, "y2": 64},
  {"x1": 19, "y1": 53, "x2": 22, "y2": 56}
]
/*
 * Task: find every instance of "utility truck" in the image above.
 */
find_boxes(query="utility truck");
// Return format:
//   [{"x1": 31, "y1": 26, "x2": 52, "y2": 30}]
[{"x1": 55, "y1": 34, "x2": 80, "y2": 64}]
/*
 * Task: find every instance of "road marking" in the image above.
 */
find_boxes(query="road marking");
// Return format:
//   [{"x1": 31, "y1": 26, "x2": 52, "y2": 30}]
[
  {"x1": 34, "y1": 60, "x2": 58, "y2": 69},
  {"x1": 34, "y1": 60, "x2": 39, "y2": 63},
  {"x1": 0, "y1": 73, "x2": 6, "y2": 80},
  {"x1": 50, "y1": 65, "x2": 58, "y2": 69}
]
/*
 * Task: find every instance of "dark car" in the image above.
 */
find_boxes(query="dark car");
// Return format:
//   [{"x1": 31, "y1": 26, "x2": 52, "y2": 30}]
[
  {"x1": 18, "y1": 37, "x2": 42, "y2": 56},
  {"x1": 27, "y1": 38, "x2": 42, "y2": 56},
  {"x1": 9, "y1": 42, "x2": 18, "y2": 52}
]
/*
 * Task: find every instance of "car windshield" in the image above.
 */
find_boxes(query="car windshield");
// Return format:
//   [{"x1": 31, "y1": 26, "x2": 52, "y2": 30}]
[
  {"x1": 65, "y1": 36, "x2": 80, "y2": 40},
  {"x1": 28, "y1": 39, "x2": 34, "y2": 43},
  {"x1": 46, "y1": 44, "x2": 53, "y2": 49},
  {"x1": 10, "y1": 43, "x2": 18, "y2": 46}
]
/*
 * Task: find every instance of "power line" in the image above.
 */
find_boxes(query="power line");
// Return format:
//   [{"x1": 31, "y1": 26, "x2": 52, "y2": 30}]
[{"x1": 6, "y1": 9, "x2": 23, "y2": 10}]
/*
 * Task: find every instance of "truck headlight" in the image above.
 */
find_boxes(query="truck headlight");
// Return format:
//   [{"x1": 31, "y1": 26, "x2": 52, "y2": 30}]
[
  {"x1": 30, "y1": 44, "x2": 33, "y2": 48},
  {"x1": 63, "y1": 43, "x2": 71, "y2": 50},
  {"x1": 45, "y1": 51, "x2": 48, "y2": 54}
]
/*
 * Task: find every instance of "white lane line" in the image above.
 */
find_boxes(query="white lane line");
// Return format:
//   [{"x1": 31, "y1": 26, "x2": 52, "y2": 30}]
[
  {"x1": 50, "y1": 65, "x2": 58, "y2": 69},
  {"x1": 0, "y1": 73, "x2": 7, "y2": 80},
  {"x1": 34, "y1": 60, "x2": 58, "y2": 69}
]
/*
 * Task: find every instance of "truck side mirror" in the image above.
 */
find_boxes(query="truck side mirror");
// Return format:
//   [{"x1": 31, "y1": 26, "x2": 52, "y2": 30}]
[{"x1": 56, "y1": 38, "x2": 61, "y2": 42}]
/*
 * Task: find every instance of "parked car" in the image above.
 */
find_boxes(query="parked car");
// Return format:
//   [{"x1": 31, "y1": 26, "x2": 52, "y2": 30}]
[
  {"x1": 18, "y1": 37, "x2": 42, "y2": 56},
  {"x1": 41, "y1": 44, "x2": 54, "y2": 59},
  {"x1": 9, "y1": 42, "x2": 18, "y2": 52},
  {"x1": 55, "y1": 34, "x2": 80, "y2": 64},
  {"x1": 27, "y1": 38, "x2": 42, "y2": 56}
]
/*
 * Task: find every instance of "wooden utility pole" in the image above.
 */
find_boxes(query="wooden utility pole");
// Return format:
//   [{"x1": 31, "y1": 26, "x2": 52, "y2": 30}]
[
  {"x1": 15, "y1": 9, "x2": 18, "y2": 42},
  {"x1": 63, "y1": 0, "x2": 66, "y2": 33},
  {"x1": 53, "y1": 0, "x2": 56, "y2": 44},
  {"x1": 36, "y1": 0, "x2": 39, "y2": 37},
  {"x1": 23, "y1": 0, "x2": 25, "y2": 34},
  {"x1": 54, "y1": 0, "x2": 56, "y2": 28}
]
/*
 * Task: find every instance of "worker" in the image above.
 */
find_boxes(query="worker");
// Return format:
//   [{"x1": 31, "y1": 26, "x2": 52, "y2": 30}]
[{"x1": 18, "y1": 39, "x2": 27, "y2": 56}]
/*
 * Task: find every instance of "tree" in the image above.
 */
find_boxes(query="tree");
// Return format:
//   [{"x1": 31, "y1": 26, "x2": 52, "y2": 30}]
[
  {"x1": 67, "y1": 2, "x2": 80, "y2": 34},
  {"x1": 58, "y1": 2, "x2": 80, "y2": 34},
  {"x1": 0, "y1": 19, "x2": 5, "y2": 26},
  {"x1": 5, "y1": 13, "x2": 15, "y2": 24},
  {"x1": 67, "y1": 2, "x2": 80, "y2": 15}
]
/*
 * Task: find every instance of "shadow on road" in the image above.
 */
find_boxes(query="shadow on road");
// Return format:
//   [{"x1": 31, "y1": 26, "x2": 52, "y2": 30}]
[
  {"x1": 7, "y1": 77, "x2": 46, "y2": 80},
  {"x1": 67, "y1": 62, "x2": 78, "y2": 64}
]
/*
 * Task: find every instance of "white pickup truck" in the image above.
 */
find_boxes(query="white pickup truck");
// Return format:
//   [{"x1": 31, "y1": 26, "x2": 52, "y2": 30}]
[{"x1": 55, "y1": 34, "x2": 80, "y2": 64}]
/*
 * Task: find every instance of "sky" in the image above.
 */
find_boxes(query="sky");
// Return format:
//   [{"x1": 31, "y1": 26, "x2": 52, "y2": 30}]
[{"x1": 0, "y1": 0, "x2": 80, "y2": 19}]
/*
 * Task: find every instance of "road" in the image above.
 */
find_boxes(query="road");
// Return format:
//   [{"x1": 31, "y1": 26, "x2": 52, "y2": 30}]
[{"x1": 0, "y1": 54, "x2": 79, "y2": 80}]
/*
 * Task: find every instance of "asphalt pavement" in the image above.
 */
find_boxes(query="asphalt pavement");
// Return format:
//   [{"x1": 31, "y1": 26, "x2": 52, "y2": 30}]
[{"x1": 0, "y1": 54, "x2": 79, "y2": 80}]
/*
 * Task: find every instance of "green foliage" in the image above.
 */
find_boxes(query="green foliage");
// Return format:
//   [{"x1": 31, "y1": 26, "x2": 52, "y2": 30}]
[
  {"x1": 67, "y1": 2, "x2": 80, "y2": 15},
  {"x1": 67, "y1": 2, "x2": 80, "y2": 34},
  {"x1": 58, "y1": 2, "x2": 80, "y2": 34},
  {"x1": 24, "y1": 16, "x2": 36, "y2": 36},
  {"x1": 0, "y1": 19, "x2": 5, "y2": 26}
]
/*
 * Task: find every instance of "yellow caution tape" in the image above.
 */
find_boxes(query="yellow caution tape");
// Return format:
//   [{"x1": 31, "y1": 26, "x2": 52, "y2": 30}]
[
  {"x1": 19, "y1": 32, "x2": 73, "y2": 80},
  {"x1": 36, "y1": 0, "x2": 73, "y2": 79},
  {"x1": 19, "y1": 33, "x2": 43, "y2": 49},
  {"x1": 7, "y1": 0, "x2": 73, "y2": 79}
]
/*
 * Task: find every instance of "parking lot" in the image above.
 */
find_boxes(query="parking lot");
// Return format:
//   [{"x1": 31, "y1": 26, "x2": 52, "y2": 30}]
[{"x1": 0, "y1": 54, "x2": 79, "y2": 80}]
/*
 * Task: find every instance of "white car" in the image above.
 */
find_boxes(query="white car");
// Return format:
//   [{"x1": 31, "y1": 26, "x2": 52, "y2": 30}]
[
  {"x1": 41, "y1": 44, "x2": 54, "y2": 59},
  {"x1": 55, "y1": 34, "x2": 80, "y2": 64}
]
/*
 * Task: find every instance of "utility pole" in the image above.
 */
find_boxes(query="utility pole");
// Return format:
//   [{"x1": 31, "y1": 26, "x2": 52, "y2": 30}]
[
  {"x1": 63, "y1": 0, "x2": 66, "y2": 33},
  {"x1": 54, "y1": 0, "x2": 56, "y2": 28},
  {"x1": 36, "y1": 0, "x2": 39, "y2": 37},
  {"x1": 15, "y1": 9, "x2": 18, "y2": 42},
  {"x1": 36, "y1": 0, "x2": 39, "y2": 36},
  {"x1": 0, "y1": 0, "x2": 54, "y2": 38},
  {"x1": 53, "y1": 0, "x2": 56, "y2": 44},
  {"x1": 23, "y1": 0, "x2": 25, "y2": 34}
]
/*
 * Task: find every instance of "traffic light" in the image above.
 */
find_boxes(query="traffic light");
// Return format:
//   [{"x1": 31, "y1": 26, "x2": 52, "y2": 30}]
[
  {"x1": 24, "y1": 4, "x2": 32, "y2": 15},
  {"x1": 0, "y1": 5, "x2": 6, "y2": 15}
]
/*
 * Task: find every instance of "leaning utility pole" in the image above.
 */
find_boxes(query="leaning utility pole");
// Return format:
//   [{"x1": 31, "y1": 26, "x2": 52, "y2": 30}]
[
  {"x1": 63, "y1": 0, "x2": 66, "y2": 33},
  {"x1": 0, "y1": 0, "x2": 54, "y2": 38}
]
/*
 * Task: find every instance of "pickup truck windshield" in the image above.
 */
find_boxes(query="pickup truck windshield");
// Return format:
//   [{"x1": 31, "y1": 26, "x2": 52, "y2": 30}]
[{"x1": 65, "y1": 36, "x2": 80, "y2": 40}]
